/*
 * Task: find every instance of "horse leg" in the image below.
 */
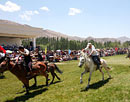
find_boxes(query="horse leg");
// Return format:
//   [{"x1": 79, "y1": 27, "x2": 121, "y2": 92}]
[
  {"x1": 85, "y1": 71, "x2": 92, "y2": 90},
  {"x1": 44, "y1": 73, "x2": 49, "y2": 86},
  {"x1": 104, "y1": 67, "x2": 111, "y2": 78},
  {"x1": 32, "y1": 76, "x2": 37, "y2": 87},
  {"x1": 99, "y1": 68, "x2": 104, "y2": 81},
  {"x1": 80, "y1": 69, "x2": 87, "y2": 84},
  {"x1": 50, "y1": 71, "x2": 55, "y2": 84},
  {"x1": 22, "y1": 80, "x2": 29, "y2": 95},
  {"x1": 54, "y1": 73, "x2": 61, "y2": 80}
]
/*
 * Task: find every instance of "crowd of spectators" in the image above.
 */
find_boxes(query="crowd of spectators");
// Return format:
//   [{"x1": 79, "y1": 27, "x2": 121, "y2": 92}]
[
  {"x1": 1, "y1": 44, "x2": 18, "y2": 51},
  {"x1": 0, "y1": 45, "x2": 128, "y2": 63},
  {"x1": 99, "y1": 48, "x2": 127, "y2": 57}
]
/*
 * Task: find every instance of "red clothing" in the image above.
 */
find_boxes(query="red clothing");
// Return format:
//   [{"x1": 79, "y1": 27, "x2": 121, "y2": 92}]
[{"x1": 0, "y1": 46, "x2": 6, "y2": 54}]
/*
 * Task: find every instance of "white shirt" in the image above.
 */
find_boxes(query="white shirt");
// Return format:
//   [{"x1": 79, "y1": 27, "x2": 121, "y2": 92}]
[
  {"x1": 24, "y1": 49, "x2": 29, "y2": 55},
  {"x1": 20, "y1": 48, "x2": 29, "y2": 55},
  {"x1": 0, "y1": 52, "x2": 5, "y2": 59},
  {"x1": 85, "y1": 45, "x2": 98, "y2": 56}
]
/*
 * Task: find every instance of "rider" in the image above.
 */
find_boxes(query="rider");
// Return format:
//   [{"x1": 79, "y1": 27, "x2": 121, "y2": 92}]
[
  {"x1": 85, "y1": 43, "x2": 101, "y2": 69},
  {"x1": 0, "y1": 45, "x2": 6, "y2": 64},
  {"x1": 19, "y1": 46, "x2": 33, "y2": 76},
  {"x1": 35, "y1": 48, "x2": 43, "y2": 61}
]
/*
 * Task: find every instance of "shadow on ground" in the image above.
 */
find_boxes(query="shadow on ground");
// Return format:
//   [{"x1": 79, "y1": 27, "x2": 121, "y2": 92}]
[
  {"x1": 5, "y1": 85, "x2": 48, "y2": 102},
  {"x1": 0, "y1": 75, "x2": 5, "y2": 79},
  {"x1": 49, "y1": 80, "x2": 62, "y2": 85},
  {"x1": 81, "y1": 78, "x2": 112, "y2": 92}
]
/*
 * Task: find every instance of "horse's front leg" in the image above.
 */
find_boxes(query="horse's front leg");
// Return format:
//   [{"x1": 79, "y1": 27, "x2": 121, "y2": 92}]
[
  {"x1": 80, "y1": 69, "x2": 87, "y2": 84},
  {"x1": 99, "y1": 68, "x2": 104, "y2": 81},
  {"x1": 22, "y1": 79, "x2": 29, "y2": 95},
  {"x1": 85, "y1": 71, "x2": 92, "y2": 90}
]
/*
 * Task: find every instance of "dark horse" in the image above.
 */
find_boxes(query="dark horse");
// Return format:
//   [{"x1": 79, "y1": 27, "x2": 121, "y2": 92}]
[
  {"x1": 44, "y1": 62, "x2": 63, "y2": 84},
  {"x1": 0, "y1": 57, "x2": 49, "y2": 94}
]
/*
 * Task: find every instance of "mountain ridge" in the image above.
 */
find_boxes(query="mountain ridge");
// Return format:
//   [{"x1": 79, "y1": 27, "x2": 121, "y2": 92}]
[{"x1": 0, "y1": 19, "x2": 130, "y2": 43}]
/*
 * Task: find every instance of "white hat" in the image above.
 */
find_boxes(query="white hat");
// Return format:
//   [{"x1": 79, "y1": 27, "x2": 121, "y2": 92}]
[{"x1": 86, "y1": 43, "x2": 92, "y2": 48}]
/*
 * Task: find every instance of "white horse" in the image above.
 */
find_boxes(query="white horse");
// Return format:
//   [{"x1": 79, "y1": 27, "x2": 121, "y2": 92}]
[{"x1": 78, "y1": 51, "x2": 111, "y2": 90}]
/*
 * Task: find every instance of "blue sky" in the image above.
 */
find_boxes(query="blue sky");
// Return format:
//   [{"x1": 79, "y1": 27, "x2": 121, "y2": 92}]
[{"x1": 0, "y1": 0, "x2": 130, "y2": 38}]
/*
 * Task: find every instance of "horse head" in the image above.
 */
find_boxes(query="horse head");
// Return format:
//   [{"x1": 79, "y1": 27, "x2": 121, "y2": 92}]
[
  {"x1": 0, "y1": 57, "x2": 10, "y2": 73},
  {"x1": 78, "y1": 51, "x2": 85, "y2": 67}
]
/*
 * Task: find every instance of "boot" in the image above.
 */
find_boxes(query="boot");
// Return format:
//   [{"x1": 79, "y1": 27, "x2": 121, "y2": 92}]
[{"x1": 96, "y1": 64, "x2": 100, "y2": 70}]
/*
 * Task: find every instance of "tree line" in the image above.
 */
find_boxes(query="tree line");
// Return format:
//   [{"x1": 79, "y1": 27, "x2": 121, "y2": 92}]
[{"x1": 22, "y1": 37, "x2": 130, "y2": 50}]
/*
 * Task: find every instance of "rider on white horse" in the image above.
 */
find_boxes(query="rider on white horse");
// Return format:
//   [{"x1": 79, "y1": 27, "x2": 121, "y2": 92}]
[{"x1": 85, "y1": 43, "x2": 101, "y2": 69}]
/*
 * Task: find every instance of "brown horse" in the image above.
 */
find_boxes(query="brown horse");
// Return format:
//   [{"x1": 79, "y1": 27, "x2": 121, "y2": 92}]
[
  {"x1": 44, "y1": 62, "x2": 63, "y2": 84},
  {"x1": 0, "y1": 57, "x2": 48, "y2": 94}
]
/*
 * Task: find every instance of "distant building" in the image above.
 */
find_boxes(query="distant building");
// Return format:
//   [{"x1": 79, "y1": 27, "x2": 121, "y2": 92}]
[{"x1": 0, "y1": 20, "x2": 43, "y2": 49}]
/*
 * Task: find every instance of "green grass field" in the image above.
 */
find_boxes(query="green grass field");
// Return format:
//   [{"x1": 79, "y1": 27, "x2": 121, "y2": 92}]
[{"x1": 0, "y1": 55, "x2": 130, "y2": 102}]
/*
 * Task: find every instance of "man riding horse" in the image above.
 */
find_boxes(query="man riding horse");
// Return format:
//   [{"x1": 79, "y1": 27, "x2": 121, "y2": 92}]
[
  {"x1": 85, "y1": 43, "x2": 101, "y2": 69},
  {"x1": 19, "y1": 46, "x2": 34, "y2": 77}
]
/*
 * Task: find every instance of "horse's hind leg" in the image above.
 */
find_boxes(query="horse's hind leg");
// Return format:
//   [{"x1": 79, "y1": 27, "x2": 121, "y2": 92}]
[
  {"x1": 50, "y1": 71, "x2": 55, "y2": 84},
  {"x1": 54, "y1": 73, "x2": 61, "y2": 80},
  {"x1": 32, "y1": 76, "x2": 37, "y2": 87},
  {"x1": 99, "y1": 68, "x2": 104, "y2": 81},
  {"x1": 104, "y1": 67, "x2": 111, "y2": 78},
  {"x1": 45, "y1": 73, "x2": 49, "y2": 86}
]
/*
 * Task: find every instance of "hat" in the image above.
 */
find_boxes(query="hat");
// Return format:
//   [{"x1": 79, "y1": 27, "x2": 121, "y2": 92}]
[{"x1": 86, "y1": 43, "x2": 92, "y2": 48}]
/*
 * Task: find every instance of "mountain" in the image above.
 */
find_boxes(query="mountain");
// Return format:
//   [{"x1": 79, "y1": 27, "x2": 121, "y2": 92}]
[
  {"x1": 39, "y1": 29, "x2": 85, "y2": 41},
  {"x1": 85, "y1": 36, "x2": 120, "y2": 43},
  {"x1": 0, "y1": 19, "x2": 130, "y2": 43},
  {"x1": 117, "y1": 36, "x2": 130, "y2": 43}
]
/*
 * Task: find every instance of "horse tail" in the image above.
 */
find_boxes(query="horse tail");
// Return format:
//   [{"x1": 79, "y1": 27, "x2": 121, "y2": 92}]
[
  {"x1": 54, "y1": 64, "x2": 63, "y2": 74},
  {"x1": 39, "y1": 62, "x2": 47, "y2": 72}
]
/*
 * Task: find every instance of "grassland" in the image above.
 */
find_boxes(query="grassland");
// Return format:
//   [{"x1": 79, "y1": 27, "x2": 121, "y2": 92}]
[{"x1": 0, "y1": 55, "x2": 130, "y2": 102}]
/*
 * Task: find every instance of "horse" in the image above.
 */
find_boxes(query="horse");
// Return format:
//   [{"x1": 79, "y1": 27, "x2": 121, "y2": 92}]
[
  {"x1": 44, "y1": 62, "x2": 63, "y2": 84},
  {"x1": 78, "y1": 51, "x2": 111, "y2": 90},
  {"x1": 0, "y1": 57, "x2": 49, "y2": 94},
  {"x1": 126, "y1": 48, "x2": 130, "y2": 59}
]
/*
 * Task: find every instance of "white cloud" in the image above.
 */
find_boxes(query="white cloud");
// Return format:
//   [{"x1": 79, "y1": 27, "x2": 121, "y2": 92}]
[
  {"x1": 34, "y1": 10, "x2": 39, "y2": 14},
  {"x1": 0, "y1": 1, "x2": 21, "y2": 12},
  {"x1": 19, "y1": 10, "x2": 39, "y2": 21},
  {"x1": 40, "y1": 6, "x2": 49, "y2": 11},
  {"x1": 68, "y1": 8, "x2": 81, "y2": 16},
  {"x1": 20, "y1": 14, "x2": 31, "y2": 21}
]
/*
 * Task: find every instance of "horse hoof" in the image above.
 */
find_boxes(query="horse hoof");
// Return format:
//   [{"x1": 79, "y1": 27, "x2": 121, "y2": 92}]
[
  {"x1": 25, "y1": 92, "x2": 30, "y2": 95},
  {"x1": 50, "y1": 82, "x2": 53, "y2": 84},
  {"x1": 80, "y1": 80, "x2": 83, "y2": 84},
  {"x1": 58, "y1": 78, "x2": 61, "y2": 80},
  {"x1": 46, "y1": 83, "x2": 49, "y2": 86},
  {"x1": 81, "y1": 87, "x2": 89, "y2": 92},
  {"x1": 85, "y1": 88, "x2": 88, "y2": 91},
  {"x1": 85, "y1": 86, "x2": 89, "y2": 89},
  {"x1": 109, "y1": 76, "x2": 112, "y2": 79},
  {"x1": 32, "y1": 84, "x2": 36, "y2": 87}
]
